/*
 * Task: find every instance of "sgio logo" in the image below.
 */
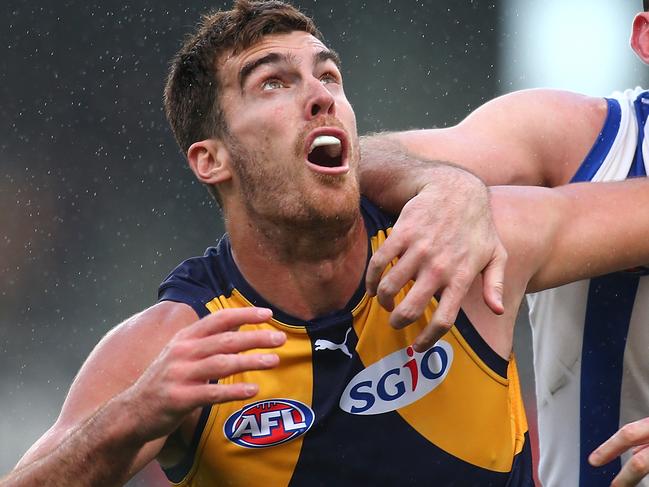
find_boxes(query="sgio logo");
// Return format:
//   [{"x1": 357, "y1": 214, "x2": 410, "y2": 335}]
[
  {"x1": 224, "y1": 399, "x2": 314, "y2": 448},
  {"x1": 340, "y1": 341, "x2": 453, "y2": 415}
]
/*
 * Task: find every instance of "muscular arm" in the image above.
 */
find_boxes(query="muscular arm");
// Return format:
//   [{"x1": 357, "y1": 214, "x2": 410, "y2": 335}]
[
  {"x1": 0, "y1": 304, "x2": 285, "y2": 487},
  {"x1": 360, "y1": 88, "x2": 607, "y2": 189},
  {"x1": 492, "y1": 178, "x2": 649, "y2": 293},
  {"x1": 358, "y1": 89, "x2": 607, "y2": 350},
  {"x1": 3, "y1": 391, "x2": 158, "y2": 487}
]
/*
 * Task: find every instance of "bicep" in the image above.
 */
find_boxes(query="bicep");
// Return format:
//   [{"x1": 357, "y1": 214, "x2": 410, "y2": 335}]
[{"x1": 392, "y1": 89, "x2": 605, "y2": 187}]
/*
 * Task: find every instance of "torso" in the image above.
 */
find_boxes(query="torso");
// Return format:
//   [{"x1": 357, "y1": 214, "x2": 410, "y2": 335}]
[
  {"x1": 157, "y1": 199, "x2": 533, "y2": 486},
  {"x1": 527, "y1": 87, "x2": 649, "y2": 487}
]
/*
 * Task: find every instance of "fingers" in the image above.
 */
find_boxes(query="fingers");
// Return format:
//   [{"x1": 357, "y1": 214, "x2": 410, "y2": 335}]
[
  {"x1": 412, "y1": 286, "x2": 456, "y2": 352},
  {"x1": 590, "y1": 419, "x2": 649, "y2": 467},
  {"x1": 191, "y1": 352, "x2": 280, "y2": 381},
  {"x1": 610, "y1": 446, "x2": 649, "y2": 486},
  {"x1": 481, "y1": 244, "x2": 507, "y2": 315},
  {"x1": 388, "y1": 279, "x2": 440, "y2": 329},
  {"x1": 378, "y1": 249, "x2": 435, "y2": 313},
  {"x1": 166, "y1": 311, "x2": 286, "y2": 381},
  {"x1": 188, "y1": 307, "x2": 274, "y2": 338},
  {"x1": 184, "y1": 382, "x2": 261, "y2": 406},
  {"x1": 190, "y1": 329, "x2": 286, "y2": 358},
  {"x1": 366, "y1": 236, "x2": 404, "y2": 297}
]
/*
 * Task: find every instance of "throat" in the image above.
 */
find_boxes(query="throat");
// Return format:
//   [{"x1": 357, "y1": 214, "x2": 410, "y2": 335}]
[{"x1": 230, "y1": 216, "x2": 368, "y2": 320}]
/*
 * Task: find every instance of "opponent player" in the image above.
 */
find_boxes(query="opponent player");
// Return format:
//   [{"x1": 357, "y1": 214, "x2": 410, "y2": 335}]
[
  {"x1": 359, "y1": 5, "x2": 649, "y2": 486},
  {"x1": 3, "y1": 1, "x2": 649, "y2": 486}
]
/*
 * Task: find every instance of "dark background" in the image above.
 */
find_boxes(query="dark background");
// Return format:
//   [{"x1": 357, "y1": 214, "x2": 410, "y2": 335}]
[{"x1": 0, "y1": 1, "x2": 644, "y2": 485}]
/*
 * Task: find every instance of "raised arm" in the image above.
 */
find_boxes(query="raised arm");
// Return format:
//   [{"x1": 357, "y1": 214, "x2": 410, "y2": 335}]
[
  {"x1": 359, "y1": 88, "x2": 608, "y2": 351},
  {"x1": 360, "y1": 88, "x2": 607, "y2": 189},
  {"x1": 0, "y1": 304, "x2": 285, "y2": 487}
]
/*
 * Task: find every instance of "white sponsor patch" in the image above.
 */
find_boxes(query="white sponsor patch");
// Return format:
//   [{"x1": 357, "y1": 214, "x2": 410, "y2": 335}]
[{"x1": 340, "y1": 341, "x2": 453, "y2": 415}]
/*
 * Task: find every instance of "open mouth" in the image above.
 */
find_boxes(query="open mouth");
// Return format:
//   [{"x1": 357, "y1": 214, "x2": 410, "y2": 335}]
[
  {"x1": 304, "y1": 127, "x2": 349, "y2": 175},
  {"x1": 307, "y1": 135, "x2": 343, "y2": 168}
]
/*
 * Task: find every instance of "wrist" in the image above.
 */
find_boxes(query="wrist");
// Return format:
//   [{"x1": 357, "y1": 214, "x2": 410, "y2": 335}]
[
  {"x1": 94, "y1": 390, "x2": 152, "y2": 451},
  {"x1": 418, "y1": 164, "x2": 487, "y2": 200}
]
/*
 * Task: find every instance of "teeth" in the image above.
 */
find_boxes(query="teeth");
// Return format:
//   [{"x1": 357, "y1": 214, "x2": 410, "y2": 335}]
[{"x1": 309, "y1": 135, "x2": 342, "y2": 157}]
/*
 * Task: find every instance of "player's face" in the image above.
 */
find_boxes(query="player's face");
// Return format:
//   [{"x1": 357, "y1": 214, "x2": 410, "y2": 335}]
[{"x1": 217, "y1": 31, "x2": 360, "y2": 232}]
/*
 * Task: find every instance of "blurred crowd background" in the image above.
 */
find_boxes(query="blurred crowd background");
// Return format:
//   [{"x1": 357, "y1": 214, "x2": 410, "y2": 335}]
[{"x1": 1, "y1": 0, "x2": 646, "y2": 485}]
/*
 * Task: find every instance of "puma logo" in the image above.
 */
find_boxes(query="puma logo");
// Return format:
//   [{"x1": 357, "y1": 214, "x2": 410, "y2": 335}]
[{"x1": 314, "y1": 327, "x2": 353, "y2": 358}]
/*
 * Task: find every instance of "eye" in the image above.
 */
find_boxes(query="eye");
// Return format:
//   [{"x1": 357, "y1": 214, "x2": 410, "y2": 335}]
[
  {"x1": 320, "y1": 72, "x2": 340, "y2": 85},
  {"x1": 261, "y1": 78, "x2": 285, "y2": 91}
]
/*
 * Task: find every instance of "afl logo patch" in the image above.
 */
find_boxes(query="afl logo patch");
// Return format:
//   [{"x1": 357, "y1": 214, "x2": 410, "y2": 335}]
[{"x1": 223, "y1": 399, "x2": 314, "y2": 448}]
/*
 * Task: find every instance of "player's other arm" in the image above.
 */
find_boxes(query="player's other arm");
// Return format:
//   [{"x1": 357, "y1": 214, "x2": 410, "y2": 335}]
[
  {"x1": 490, "y1": 178, "x2": 649, "y2": 293},
  {"x1": 0, "y1": 303, "x2": 285, "y2": 487},
  {"x1": 360, "y1": 88, "x2": 606, "y2": 191},
  {"x1": 358, "y1": 89, "x2": 607, "y2": 351}
]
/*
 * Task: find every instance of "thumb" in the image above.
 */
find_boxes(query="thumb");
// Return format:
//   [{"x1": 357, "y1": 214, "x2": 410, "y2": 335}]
[{"x1": 481, "y1": 246, "x2": 507, "y2": 315}]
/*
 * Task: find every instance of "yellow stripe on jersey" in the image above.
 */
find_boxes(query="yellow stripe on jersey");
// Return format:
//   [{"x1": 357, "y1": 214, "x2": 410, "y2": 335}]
[
  {"x1": 359, "y1": 223, "x2": 522, "y2": 472},
  {"x1": 177, "y1": 293, "x2": 314, "y2": 487},
  {"x1": 507, "y1": 356, "x2": 529, "y2": 457},
  {"x1": 351, "y1": 289, "x2": 518, "y2": 472}
]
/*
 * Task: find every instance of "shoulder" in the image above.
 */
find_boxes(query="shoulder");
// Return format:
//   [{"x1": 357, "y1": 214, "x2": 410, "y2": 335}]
[
  {"x1": 159, "y1": 242, "x2": 234, "y2": 318},
  {"x1": 463, "y1": 89, "x2": 607, "y2": 183},
  {"x1": 64, "y1": 302, "x2": 200, "y2": 419}
]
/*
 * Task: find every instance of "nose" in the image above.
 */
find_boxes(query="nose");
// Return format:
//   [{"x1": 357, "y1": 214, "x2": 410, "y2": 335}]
[{"x1": 304, "y1": 78, "x2": 335, "y2": 120}]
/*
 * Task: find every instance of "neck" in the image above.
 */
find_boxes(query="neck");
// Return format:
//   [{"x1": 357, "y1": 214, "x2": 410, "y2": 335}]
[{"x1": 226, "y1": 204, "x2": 368, "y2": 320}]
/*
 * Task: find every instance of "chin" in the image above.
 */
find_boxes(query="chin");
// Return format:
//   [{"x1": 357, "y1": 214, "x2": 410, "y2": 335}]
[
  {"x1": 275, "y1": 184, "x2": 361, "y2": 234},
  {"x1": 307, "y1": 186, "x2": 361, "y2": 230}
]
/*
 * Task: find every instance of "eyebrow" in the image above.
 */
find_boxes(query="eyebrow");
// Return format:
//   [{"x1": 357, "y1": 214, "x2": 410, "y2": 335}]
[
  {"x1": 316, "y1": 49, "x2": 342, "y2": 69},
  {"x1": 238, "y1": 48, "x2": 342, "y2": 89}
]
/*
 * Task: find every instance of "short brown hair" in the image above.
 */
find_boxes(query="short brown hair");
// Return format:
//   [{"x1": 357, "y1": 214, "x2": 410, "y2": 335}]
[{"x1": 164, "y1": 0, "x2": 323, "y2": 155}]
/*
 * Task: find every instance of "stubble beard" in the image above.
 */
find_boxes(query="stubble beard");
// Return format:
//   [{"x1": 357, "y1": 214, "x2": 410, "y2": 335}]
[{"x1": 225, "y1": 132, "x2": 362, "y2": 262}]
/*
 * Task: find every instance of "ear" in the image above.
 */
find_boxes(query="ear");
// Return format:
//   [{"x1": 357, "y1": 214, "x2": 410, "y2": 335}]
[
  {"x1": 187, "y1": 139, "x2": 232, "y2": 185},
  {"x1": 631, "y1": 13, "x2": 649, "y2": 64}
]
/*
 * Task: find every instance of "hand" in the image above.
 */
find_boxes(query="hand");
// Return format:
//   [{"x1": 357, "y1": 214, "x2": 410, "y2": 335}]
[
  {"x1": 124, "y1": 307, "x2": 285, "y2": 442},
  {"x1": 366, "y1": 177, "x2": 507, "y2": 352},
  {"x1": 589, "y1": 417, "x2": 649, "y2": 486}
]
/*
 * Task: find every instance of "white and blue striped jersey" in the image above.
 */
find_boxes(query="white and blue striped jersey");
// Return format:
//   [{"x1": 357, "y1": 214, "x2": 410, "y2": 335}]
[{"x1": 527, "y1": 87, "x2": 649, "y2": 487}]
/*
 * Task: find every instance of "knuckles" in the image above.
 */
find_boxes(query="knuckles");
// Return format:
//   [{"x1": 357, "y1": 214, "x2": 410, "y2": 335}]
[
  {"x1": 218, "y1": 331, "x2": 237, "y2": 350},
  {"x1": 165, "y1": 339, "x2": 193, "y2": 361},
  {"x1": 393, "y1": 303, "x2": 423, "y2": 325},
  {"x1": 377, "y1": 278, "x2": 398, "y2": 298},
  {"x1": 629, "y1": 453, "x2": 649, "y2": 476},
  {"x1": 620, "y1": 422, "x2": 646, "y2": 444}
]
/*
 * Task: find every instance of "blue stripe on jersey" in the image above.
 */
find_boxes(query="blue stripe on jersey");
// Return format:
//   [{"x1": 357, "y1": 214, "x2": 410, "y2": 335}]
[
  {"x1": 164, "y1": 396, "x2": 214, "y2": 483},
  {"x1": 454, "y1": 309, "x2": 508, "y2": 379},
  {"x1": 631, "y1": 94, "x2": 649, "y2": 177},
  {"x1": 570, "y1": 92, "x2": 646, "y2": 486},
  {"x1": 289, "y1": 319, "x2": 521, "y2": 487},
  {"x1": 579, "y1": 274, "x2": 640, "y2": 486},
  {"x1": 571, "y1": 98, "x2": 621, "y2": 183}
]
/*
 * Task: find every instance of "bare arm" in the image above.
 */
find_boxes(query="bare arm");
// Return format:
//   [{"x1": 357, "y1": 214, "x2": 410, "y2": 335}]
[
  {"x1": 491, "y1": 178, "x2": 649, "y2": 293},
  {"x1": 361, "y1": 88, "x2": 607, "y2": 188},
  {"x1": 362, "y1": 159, "x2": 507, "y2": 352},
  {"x1": 0, "y1": 304, "x2": 285, "y2": 487},
  {"x1": 358, "y1": 88, "x2": 607, "y2": 351}
]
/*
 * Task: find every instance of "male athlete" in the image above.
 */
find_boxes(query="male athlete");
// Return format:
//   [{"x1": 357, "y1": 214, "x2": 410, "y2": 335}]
[
  {"x1": 359, "y1": 5, "x2": 649, "y2": 486},
  {"x1": 3, "y1": 1, "x2": 649, "y2": 486}
]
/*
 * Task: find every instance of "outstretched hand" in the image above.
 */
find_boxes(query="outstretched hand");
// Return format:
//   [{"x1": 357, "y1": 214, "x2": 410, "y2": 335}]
[
  {"x1": 589, "y1": 417, "x2": 649, "y2": 486},
  {"x1": 366, "y1": 177, "x2": 507, "y2": 352},
  {"x1": 125, "y1": 307, "x2": 285, "y2": 443}
]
